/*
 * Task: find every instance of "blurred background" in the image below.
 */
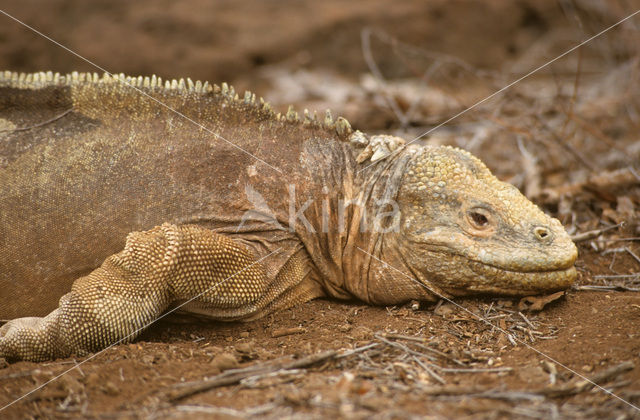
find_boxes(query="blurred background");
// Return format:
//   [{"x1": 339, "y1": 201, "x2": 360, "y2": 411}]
[{"x1": 1, "y1": 2, "x2": 639, "y2": 417}]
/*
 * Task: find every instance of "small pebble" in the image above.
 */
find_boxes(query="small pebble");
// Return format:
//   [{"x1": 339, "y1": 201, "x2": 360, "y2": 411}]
[{"x1": 211, "y1": 353, "x2": 238, "y2": 371}]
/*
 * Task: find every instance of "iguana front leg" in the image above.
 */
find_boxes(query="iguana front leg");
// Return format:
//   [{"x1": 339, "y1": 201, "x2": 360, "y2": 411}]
[{"x1": 0, "y1": 224, "x2": 278, "y2": 362}]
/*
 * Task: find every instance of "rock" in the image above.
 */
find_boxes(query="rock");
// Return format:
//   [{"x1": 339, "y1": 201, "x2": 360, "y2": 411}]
[{"x1": 210, "y1": 353, "x2": 238, "y2": 371}]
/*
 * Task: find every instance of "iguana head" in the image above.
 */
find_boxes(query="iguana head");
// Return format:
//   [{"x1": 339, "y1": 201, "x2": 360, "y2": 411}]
[{"x1": 390, "y1": 144, "x2": 577, "y2": 297}]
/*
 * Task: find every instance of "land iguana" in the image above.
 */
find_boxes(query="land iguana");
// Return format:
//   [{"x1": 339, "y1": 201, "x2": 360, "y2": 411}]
[{"x1": 0, "y1": 71, "x2": 577, "y2": 362}]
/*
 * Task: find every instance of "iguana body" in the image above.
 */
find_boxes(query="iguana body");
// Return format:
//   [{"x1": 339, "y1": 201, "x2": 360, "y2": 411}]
[{"x1": 0, "y1": 71, "x2": 577, "y2": 361}]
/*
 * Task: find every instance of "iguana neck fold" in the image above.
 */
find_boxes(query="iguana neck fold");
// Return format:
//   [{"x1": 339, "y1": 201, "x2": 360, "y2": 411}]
[{"x1": 312, "y1": 147, "x2": 437, "y2": 304}]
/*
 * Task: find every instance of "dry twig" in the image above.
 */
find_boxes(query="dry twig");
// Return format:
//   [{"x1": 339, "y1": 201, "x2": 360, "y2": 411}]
[
  {"x1": 542, "y1": 169, "x2": 639, "y2": 204},
  {"x1": 575, "y1": 284, "x2": 640, "y2": 292},
  {"x1": 571, "y1": 222, "x2": 625, "y2": 242},
  {"x1": 538, "y1": 361, "x2": 634, "y2": 397},
  {"x1": 271, "y1": 327, "x2": 306, "y2": 338},
  {"x1": 162, "y1": 349, "x2": 338, "y2": 401}
]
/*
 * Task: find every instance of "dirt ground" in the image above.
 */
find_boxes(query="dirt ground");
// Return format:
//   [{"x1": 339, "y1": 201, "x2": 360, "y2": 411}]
[{"x1": 1, "y1": 1, "x2": 639, "y2": 418}]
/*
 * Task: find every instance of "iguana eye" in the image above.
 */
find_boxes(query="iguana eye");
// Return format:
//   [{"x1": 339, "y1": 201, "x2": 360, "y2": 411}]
[
  {"x1": 466, "y1": 207, "x2": 493, "y2": 231},
  {"x1": 469, "y1": 211, "x2": 488, "y2": 227}
]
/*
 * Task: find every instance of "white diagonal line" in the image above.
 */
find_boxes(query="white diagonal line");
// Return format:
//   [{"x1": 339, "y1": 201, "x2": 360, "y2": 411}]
[
  {"x1": 0, "y1": 9, "x2": 283, "y2": 174},
  {"x1": 356, "y1": 246, "x2": 640, "y2": 412},
  {"x1": 0, "y1": 247, "x2": 282, "y2": 412},
  {"x1": 359, "y1": 9, "x2": 640, "y2": 172}
]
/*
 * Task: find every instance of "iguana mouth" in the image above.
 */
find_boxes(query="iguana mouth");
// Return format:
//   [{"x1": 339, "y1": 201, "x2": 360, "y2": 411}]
[
  {"x1": 412, "y1": 241, "x2": 576, "y2": 274},
  {"x1": 468, "y1": 257, "x2": 576, "y2": 274},
  {"x1": 413, "y1": 250, "x2": 577, "y2": 296},
  {"x1": 464, "y1": 260, "x2": 577, "y2": 295}
]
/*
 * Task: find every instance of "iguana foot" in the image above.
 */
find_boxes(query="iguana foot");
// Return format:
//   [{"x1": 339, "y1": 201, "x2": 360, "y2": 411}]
[
  {"x1": 0, "y1": 313, "x2": 67, "y2": 361},
  {"x1": 0, "y1": 223, "x2": 270, "y2": 362}
]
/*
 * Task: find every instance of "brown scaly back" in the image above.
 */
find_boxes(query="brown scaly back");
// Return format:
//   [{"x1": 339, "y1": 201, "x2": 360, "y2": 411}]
[{"x1": 0, "y1": 71, "x2": 353, "y2": 140}]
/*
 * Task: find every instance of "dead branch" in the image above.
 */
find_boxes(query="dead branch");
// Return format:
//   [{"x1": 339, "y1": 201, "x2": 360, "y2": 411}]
[
  {"x1": 374, "y1": 334, "x2": 438, "y2": 362},
  {"x1": 518, "y1": 291, "x2": 566, "y2": 312},
  {"x1": 379, "y1": 333, "x2": 465, "y2": 365},
  {"x1": 540, "y1": 168, "x2": 640, "y2": 204},
  {"x1": 466, "y1": 390, "x2": 544, "y2": 402},
  {"x1": 270, "y1": 327, "x2": 306, "y2": 338},
  {"x1": 593, "y1": 274, "x2": 640, "y2": 280},
  {"x1": 536, "y1": 116, "x2": 597, "y2": 172},
  {"x1": 420, "y1": 386, "x2": 542, "y2": 402},
  {"x1": 417, "y1": 362, "x2": 633, "y2": 401},
  {"x1": 360, "y1": 27, "x2": 408, "y2": 127},
  {"x1": 163, "y1": 349, "x2": 338, "y2": 401},
  {"x1": 517, "y1": 136, "x2": 542, "y2": 199},
  {"x1": 569, "y1": 113, "x2": 629, "y2": 156},
  {"x1": 420, "y1": 385, "x2": 484, "y2": 396},
  {"x1": 336, "y1": 342, "x2": 380, "y2": 358},
  {"x1": 412, "y1": 356, "x2": 446, "y2": 385},
  {"x1": 538, "y1": 361, "x2": 634, "y2": 397},
  {"x1": 518, "y1": 312, "x2": 536, "y2": 330},
  {"x1": 575, "y1": 284, "x2": 640, "y2": 292},
  {"x1": 626, "y1": 247, "x2": 640, "y2": 266},
  {"x1": 438, "y1": 367, "x2": 513, "y2": 374},
  {"x1": 571, "y1": 222, "x2": 625, "y2": 242}
]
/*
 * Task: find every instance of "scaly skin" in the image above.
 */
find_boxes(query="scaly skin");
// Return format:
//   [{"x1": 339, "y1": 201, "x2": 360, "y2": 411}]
[{"x1": 0, "y1": 72, "x2": 577, "y2": 361}]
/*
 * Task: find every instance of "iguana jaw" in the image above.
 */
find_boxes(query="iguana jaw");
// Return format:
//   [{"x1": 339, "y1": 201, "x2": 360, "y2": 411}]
[
  {"x1": 463, "y1": 258, "x2": 577, "y2": 295},
  {"x1": 405, "y1": 247, "x2": 577, "y2": 296}
]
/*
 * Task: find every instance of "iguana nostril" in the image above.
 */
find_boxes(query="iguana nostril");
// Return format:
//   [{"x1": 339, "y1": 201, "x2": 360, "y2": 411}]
[{"x1": 534, "y1": 226, "x2": 551, "y2": 241}]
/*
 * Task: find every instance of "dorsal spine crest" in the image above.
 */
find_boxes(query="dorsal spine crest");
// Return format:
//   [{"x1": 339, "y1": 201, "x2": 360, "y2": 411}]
[{"x1": 0, "y1": 71, "x2": 353, "y2": 139}]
